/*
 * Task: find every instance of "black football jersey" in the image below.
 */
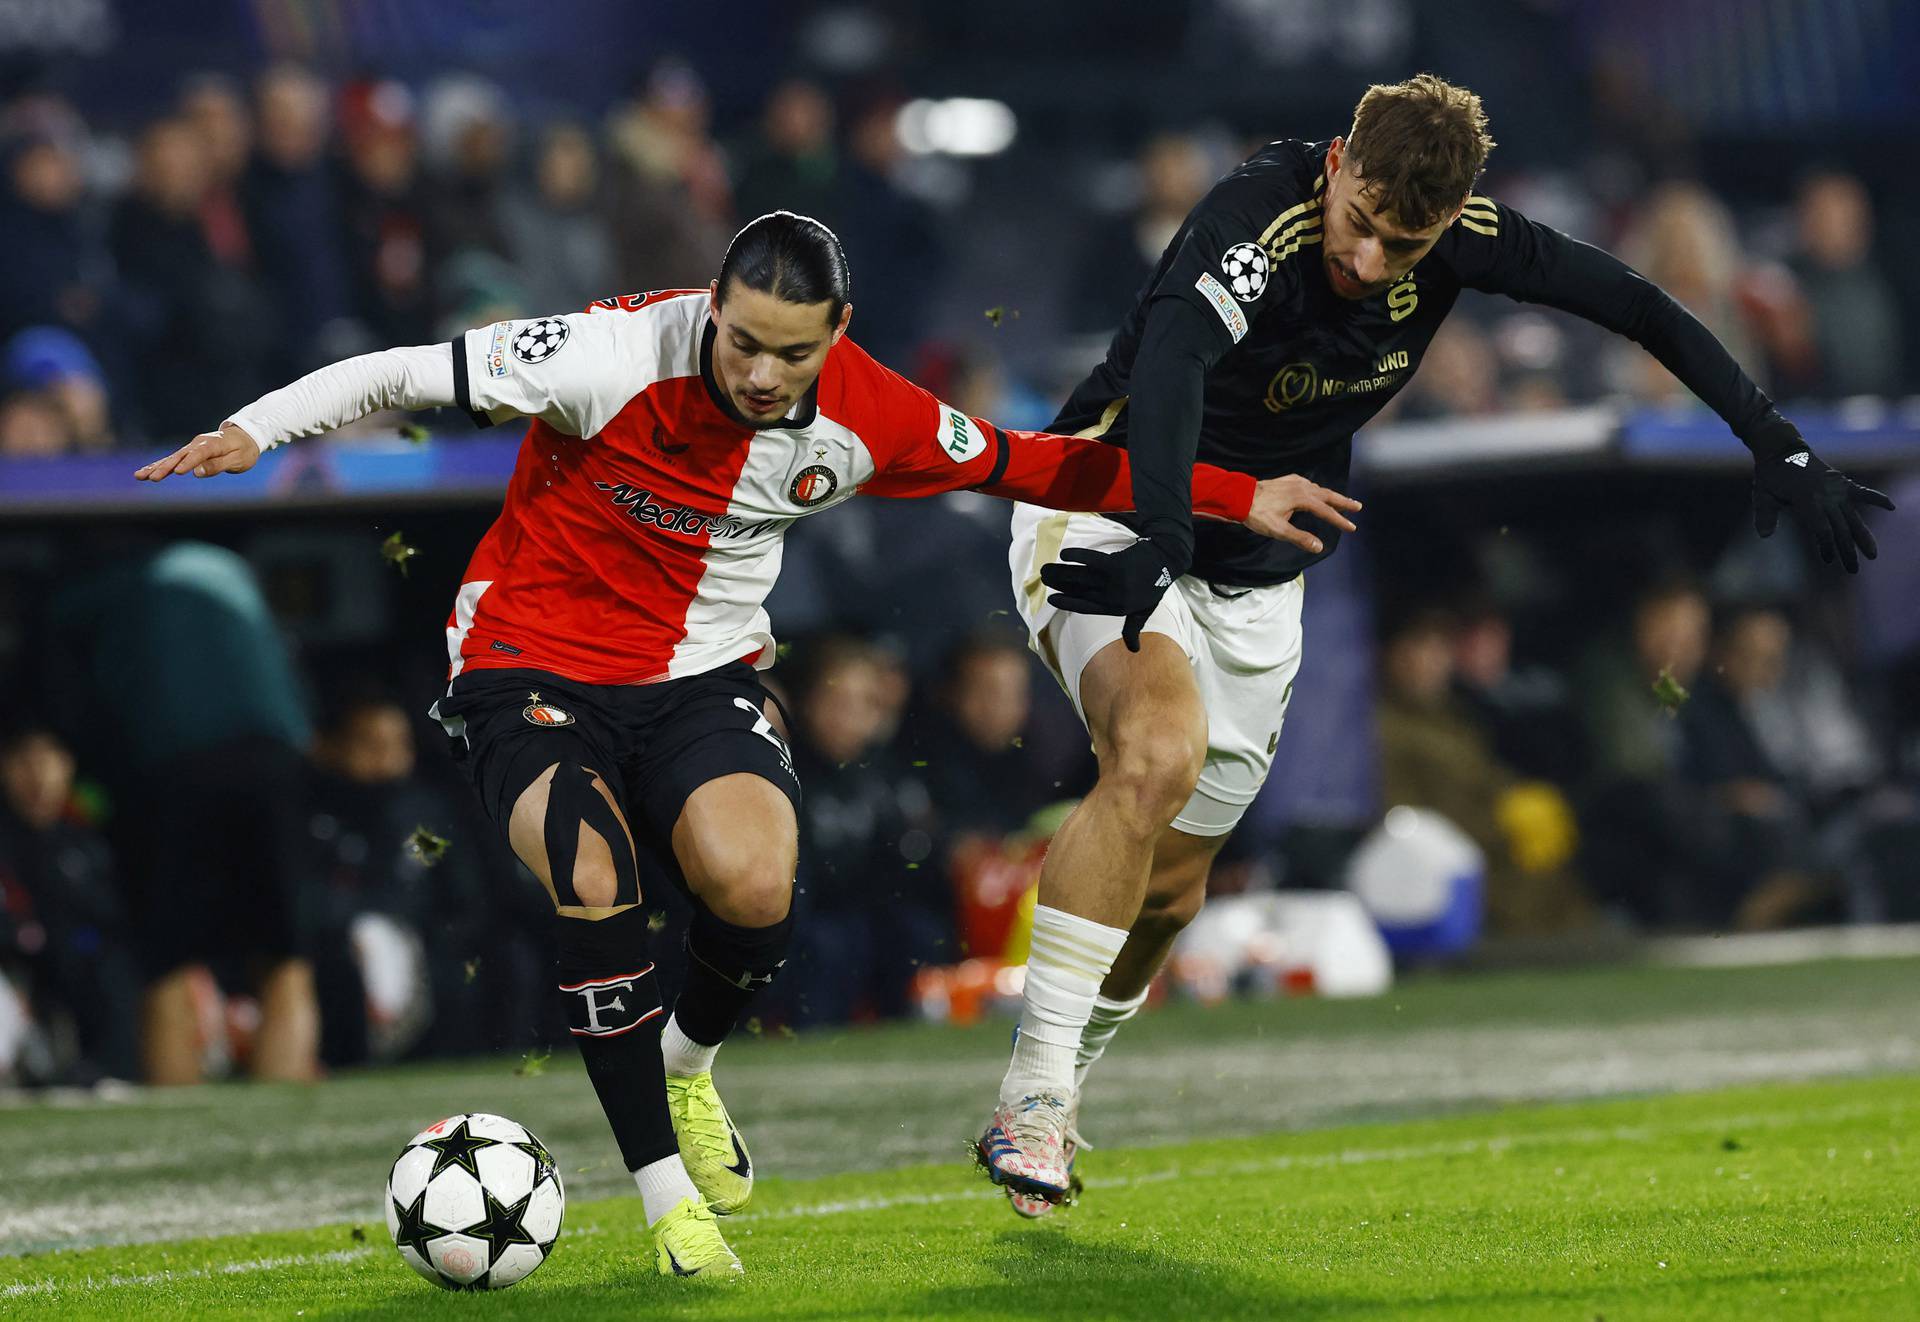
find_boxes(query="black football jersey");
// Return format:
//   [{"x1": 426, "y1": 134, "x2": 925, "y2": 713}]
[{"x1": 1052, "y1": 139, "x2": 1772, "y2": 587}]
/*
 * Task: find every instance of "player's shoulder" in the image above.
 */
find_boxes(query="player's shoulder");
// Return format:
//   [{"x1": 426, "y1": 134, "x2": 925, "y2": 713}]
[
  {"x1": 567, "y1": 288, "x2": 705, "y2": 365},
  {"x1": 582, "y1": 288, "x2": 709, "y2": 317},
  {"x1": 817, "y1": 335, "x2": 949, "y2": 453},
  {"x1": 818, "y1": 334, "x2": 904, "y2": 413},
  {"x1": 1425, "y1": 191, "x2": 1510, "y2": 272},
  {"x1": 1203, "y1": 139, "x2": 1327, "y2": 220},
  {"x1": 1192, "y1": 140, "x2": 1328, "y2": 278}
]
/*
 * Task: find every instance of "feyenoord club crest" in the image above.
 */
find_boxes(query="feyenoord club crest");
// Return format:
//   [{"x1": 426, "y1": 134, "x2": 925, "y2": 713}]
[
  {"x1": 522, "y1": 693, "x2": 575, "y2": 727},
  {"x1": 789, "y1": 464, "x2": 838, "y2": 507}
]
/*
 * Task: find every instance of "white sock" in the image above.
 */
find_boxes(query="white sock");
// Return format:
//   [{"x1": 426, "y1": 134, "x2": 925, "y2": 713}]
[
  {"x1": 1073, "y1": 987, "x2": 1149, "y2": 1093},
  {"x1": 635, "y1": 1154, "x2": 702, "y2": 1224},
  {"x1": 1000, "y1": 905, "x2": 1129, "y2": 1104},
  {"x1": 659, "y1": 1013, "x2": 718, "y2": 1077}
]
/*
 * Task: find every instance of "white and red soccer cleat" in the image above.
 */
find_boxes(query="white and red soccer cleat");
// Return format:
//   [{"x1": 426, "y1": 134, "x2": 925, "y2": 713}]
[{"x1": 975, "y1": 1093, "x2": 1074, "y2": 1204}]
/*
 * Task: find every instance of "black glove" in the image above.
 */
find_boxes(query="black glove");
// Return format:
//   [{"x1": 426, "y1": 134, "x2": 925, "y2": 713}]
[
  {"x1": 1750, "y1": 421, "x2": 1894, "y2": 574},
  {"x1": 1041, "y1": 539, "x2": 1179, "y2": 653}
]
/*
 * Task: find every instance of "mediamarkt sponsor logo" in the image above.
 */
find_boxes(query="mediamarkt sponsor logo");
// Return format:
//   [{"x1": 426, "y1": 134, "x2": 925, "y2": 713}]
[{"x1": 594, "y1": 482, "x2": 785, "y2": 539}]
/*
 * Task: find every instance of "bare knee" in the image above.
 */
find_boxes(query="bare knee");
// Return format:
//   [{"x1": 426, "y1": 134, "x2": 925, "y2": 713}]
[
  {"x1": 676, "y1": 775, "x2": 797, "y2": 927},
  {"x1": 694, "y1": 846, "x2": 793, "y2": 926},
  {"x1": 1102, "y1": 724, "x2": 1207, "y2": 829},
  {"x1": 568, "y1": 856, "x2": 622, "y2": 910},
  {"x1": 508, "y1": 762, "x2": 638, "y2": 911}
]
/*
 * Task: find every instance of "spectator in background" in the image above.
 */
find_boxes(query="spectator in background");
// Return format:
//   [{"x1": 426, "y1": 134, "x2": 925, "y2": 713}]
[
  {"x1": 113, "y1": 118, "x2": 272, "y2": 441},
  {"x1": 907, "y1": 630, "x2": 1054, "y2": 843},
  {"x1": 781, "y1": 637, "x2": 948, "y2": 1026},
  {"x1": 1451, "y1": 594, "x2": 1588, "y2": 787},
  {"x1": 1788, "y1": 172, "x2": 1902, "y2": 399},
  {"x1": 1375, "y1": 609, "x2": 1589, "y2": 935},
  {"x1": 503, "y1": 122, "x2": 615, "y2": 313},
  {"x1": 833, "y1": 94, "x2": 944, "y2": 368},
  {"x1": 1067, "y1": 132, "x2": 1213, "y2": 336},
  {"x1": 245, "y1": 65, "x2": 356, "y2": 371},
  {"x1": 47, "y1": 543, "x2": 321, "y2": 1084},
  {"x1": 1578, "y1": 576, "x2": 1730, "y2": 927},
  {"x1": 606, "y1": 60, "x2": 733, "y2": 292},
  {"x1": 337, "y1": 80, "x2": 435, "y2": 347},
  {"x1": 0, "y1": 388, "x2": 68, "y2": 456},
  {"x1": 0, "y1": 723, "x2": 142, "y2": 1084},
  {"x1": 178, "y1": 75, "x2": 255, "y2": 278},
  {"x1": 422, "y1": 74, "x2": 514, "y2": 266},
  {"x1": 1399, "y1": 318, "x2": 1504, "y2": 421},
  {"x1": 731, "y1": 79, "x2": 839, "y2": 230},
  {"x1": 304, "y1": 681, "x2": 489, "y2": 1066},
  {"x1": 0, "y1": 119, "x2": 105, "y2": 352},
  {"x1": 3, "y1": 327, "x2": 111, "y2": 453},
  {"x1": 1610, "y1": 183, "x2": 1767, "y2": 406},
  {"x1": 1675, "y1": 606, "x2": 1828, "y2": 928}
]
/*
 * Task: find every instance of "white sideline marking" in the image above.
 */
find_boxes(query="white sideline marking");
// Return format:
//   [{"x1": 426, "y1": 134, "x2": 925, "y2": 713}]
[{"x1": 5, "y1": 1094, "x2": 1904, "y2": 1301}]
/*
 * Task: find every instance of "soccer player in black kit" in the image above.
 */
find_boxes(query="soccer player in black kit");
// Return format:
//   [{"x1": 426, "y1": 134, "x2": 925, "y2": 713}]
[{"x1": 975, "y1": 74, "x2": 1894, "y2": 1215}]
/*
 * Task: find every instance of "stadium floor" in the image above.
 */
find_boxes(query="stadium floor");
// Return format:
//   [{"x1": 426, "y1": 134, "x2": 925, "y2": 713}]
[{"x1": 2, "y1": 958, "x2": 1916, "y2": 1317}]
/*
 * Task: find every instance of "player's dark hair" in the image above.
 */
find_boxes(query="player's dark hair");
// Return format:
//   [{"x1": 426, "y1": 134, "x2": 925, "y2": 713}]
[
  {"x1": 1345, "y1": 73, "x2": 1495, "y2": 229},
  {"x1": 716, "y1": 211, "x2": 851, "y2": 326}
]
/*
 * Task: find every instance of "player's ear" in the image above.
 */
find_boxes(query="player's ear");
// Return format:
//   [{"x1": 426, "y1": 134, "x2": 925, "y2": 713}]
[
  {"x1": 831, "y1": 302, "x2": 852, "y2": 345},
  {"x1": 708, "y1": 279, "x2": 723, "y2": 319},
  {"x1": 1326, "y1": 137, "x2": 1346, "y2": 179}
]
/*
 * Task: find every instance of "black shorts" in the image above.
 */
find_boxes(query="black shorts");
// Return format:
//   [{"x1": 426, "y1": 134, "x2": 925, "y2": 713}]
[{"x1": 432, "y1": 663, "x2": 800, "y2": 896}]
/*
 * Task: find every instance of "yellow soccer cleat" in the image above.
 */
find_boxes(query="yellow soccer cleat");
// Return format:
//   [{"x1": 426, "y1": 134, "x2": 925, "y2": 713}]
[
  {"x1": 665, "y1": 1071, "x2": 755, "y2": 1214},
  {"x1": 652, "y1": 1196, "x2": 744, "y2": 1279}
]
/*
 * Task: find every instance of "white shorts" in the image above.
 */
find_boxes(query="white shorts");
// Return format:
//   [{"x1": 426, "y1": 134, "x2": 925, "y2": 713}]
[{"x1": 1009, "y1": 503, "x2": 1305, "y2": 836}]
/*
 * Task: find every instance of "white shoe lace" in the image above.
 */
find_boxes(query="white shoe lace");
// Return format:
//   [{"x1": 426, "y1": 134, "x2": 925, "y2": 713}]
[{"x1": 1005, "y1": 1092, "x2": 1072, "y2": 1156}]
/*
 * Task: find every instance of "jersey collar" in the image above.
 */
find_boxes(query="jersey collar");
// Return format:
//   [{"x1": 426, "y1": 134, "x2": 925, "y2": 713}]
[{"x1": 699, "y1": 318, "x2": 822, "y2": 431}]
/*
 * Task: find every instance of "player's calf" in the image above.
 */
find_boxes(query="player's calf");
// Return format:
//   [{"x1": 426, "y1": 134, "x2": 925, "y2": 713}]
[
  {"x1": 658, "y1": 903, "x2": 791, "y2": 1213},
  {"x1": 555, "y1": 905, "x2": 717, "y2": 1260}
]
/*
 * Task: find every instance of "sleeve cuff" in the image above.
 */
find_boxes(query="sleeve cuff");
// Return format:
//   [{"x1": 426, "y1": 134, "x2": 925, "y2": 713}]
[{"x1": 449, "y1": 334, "x2": 495, "y2": 429}]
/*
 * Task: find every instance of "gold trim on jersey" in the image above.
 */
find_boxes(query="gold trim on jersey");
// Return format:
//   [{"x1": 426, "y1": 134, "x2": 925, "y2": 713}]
[
  {"x1": 1258, "y1": 175, "x2": 1327, "y2": 265},
  {"x1": 1024, "y1": 512, "x2": 1074, "y2": 621},
  {"x1": 1459, "y1": 195, "x2": 1499, "y2": 237},
  {"x1": 1074, "y1": 396, "x2": 1129, "y2": 440}
]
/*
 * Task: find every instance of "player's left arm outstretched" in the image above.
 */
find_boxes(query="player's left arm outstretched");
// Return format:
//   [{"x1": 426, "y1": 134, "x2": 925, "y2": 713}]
[{"x1": 1439, "y1": 198, "x2": 1893, "y2": 571}]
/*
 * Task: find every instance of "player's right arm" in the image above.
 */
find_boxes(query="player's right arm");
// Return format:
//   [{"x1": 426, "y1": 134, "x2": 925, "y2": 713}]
[
  {"x1": 1047, "y1": 166, "x2": 1313, "y2": 646},
  {"x1": 134, "y1": 312, "x2": 631, "y2": 481},
  {"x1": 1124, "y1": 172, "x2": 1303, "y2": 574}
]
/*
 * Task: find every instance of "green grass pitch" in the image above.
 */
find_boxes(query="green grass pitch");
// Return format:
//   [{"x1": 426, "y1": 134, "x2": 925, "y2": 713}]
[{"x1": 2, "y1": 959, "x2": 1916, "y2": 1319}]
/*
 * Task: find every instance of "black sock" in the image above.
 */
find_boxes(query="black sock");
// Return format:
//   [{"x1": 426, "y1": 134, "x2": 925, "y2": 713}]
[
  {"x1": 673, "y1": 903, "x2": 794, "y2": 1047},
  {"x1": 554, "y1": 906, "x2": 676, "y2": 1172}
]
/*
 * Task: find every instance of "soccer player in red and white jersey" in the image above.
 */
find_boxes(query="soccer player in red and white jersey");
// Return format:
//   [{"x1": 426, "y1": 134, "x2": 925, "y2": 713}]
[{"x1": 136, "y1": 211, "x2": 1352, "y2": 1278}]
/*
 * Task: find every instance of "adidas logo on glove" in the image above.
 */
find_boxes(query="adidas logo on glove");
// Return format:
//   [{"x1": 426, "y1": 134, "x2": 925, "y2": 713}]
[
  {"x1": 1154, "y1": 568, "x2": 1174, "y2": 589},
  {"x1": 1785, "y1": 452, "x2": 1810, "y2": 467}
]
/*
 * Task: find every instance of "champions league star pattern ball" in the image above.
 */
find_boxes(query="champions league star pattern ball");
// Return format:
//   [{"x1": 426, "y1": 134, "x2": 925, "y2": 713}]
[
  {"x1": 1220, "y1": 242, "x2": 1270, "y2": 301},
  {"x1": 385, "y1": 1113, "x2": 564, "y2": 1290}
]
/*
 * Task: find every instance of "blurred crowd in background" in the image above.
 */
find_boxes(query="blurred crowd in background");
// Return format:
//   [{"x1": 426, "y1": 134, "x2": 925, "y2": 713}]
[
  {"x1": 0, "y1": 47, "x2": 1912, "y2": 457},
  {"x1": 3, "y1": 2, "x2": 1918, "y2": 1088}
]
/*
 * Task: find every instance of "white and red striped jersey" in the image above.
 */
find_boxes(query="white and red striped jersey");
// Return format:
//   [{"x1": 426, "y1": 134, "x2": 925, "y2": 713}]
[{"x1": 442, "y1": 290, "x2": 1254, "y2": 686}]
